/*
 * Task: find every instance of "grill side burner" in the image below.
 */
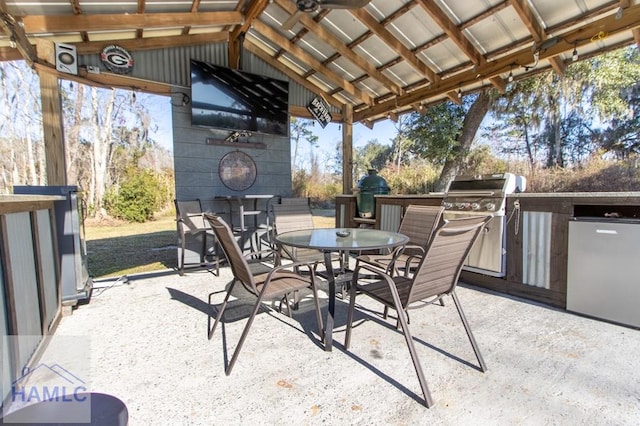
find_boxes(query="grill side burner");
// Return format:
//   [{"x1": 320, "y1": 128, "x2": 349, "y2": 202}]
[{"x1": 442, "y1": 173, "x2": 524, "y2": 277}]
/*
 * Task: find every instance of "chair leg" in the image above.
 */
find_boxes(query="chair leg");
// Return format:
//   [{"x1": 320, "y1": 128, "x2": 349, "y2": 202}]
[
  {"x1": 283, "y1": 293, "x2": 293, "y2": 318},
  {"x1": 451, "y1": 290, "x2": 487, "y2": 372},
  {"x1": 225, "y1": 285, "x2": 270, "y2": 375},
  {"x1": 344, "y1": 277, "x2": 359, "y2": 349},
  {"x1": 208, "y1": 281, "x2": 235, "y2": 340},
  {"x1": 388, "y1": 281, "x2": 434, "y2": 408},
  {"x1": 179, "y1": 238, "x2": 186, "y2": 276},
  {"x1": 308, "y1": 275, "x2": 324, "y2": 341}
]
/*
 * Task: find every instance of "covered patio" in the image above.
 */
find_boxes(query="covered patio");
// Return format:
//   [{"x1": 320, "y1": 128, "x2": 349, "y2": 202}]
[{"x1": 19, "y1": 264, "x2": 640, "y2": 423}]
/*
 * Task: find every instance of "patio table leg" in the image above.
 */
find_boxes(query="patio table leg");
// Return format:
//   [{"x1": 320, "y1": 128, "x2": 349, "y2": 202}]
[{"x1": 323, "y1": 250, "x2": 336, "y2": 352}]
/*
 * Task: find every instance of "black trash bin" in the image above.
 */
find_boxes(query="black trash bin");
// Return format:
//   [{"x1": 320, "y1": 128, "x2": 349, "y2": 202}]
[{"x1": 356, "y1": 169, "x2": 390, "y2": 218}]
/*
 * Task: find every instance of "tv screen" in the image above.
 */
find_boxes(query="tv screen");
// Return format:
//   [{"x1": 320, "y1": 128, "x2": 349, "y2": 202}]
[{"x1": 190, "y1": 59, "x2": 289, "y2": 137}]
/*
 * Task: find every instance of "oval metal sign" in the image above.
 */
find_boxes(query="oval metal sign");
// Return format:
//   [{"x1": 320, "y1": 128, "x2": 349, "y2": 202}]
[{"x1": 100, "y1": 45, "x2": 134, "y2": 75}]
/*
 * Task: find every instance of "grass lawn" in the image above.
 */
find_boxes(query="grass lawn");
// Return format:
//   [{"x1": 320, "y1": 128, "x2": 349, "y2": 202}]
[{"x1": 85, "y1": 211, "x2": 336, "y2": 279}]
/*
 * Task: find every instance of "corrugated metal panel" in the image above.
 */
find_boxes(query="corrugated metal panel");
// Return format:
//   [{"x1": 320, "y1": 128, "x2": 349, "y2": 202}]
[
  {"x1": 338, "y1": 204, "x2": 347, "y2": 228},
  {"x1": 379, "y1": 203, "x2": 402, "y2": 232},
  {"x1": 4, "y1": 212, "x2": 42, "y2": 370},
  {"x1": 522, "y1": 211, "x2": 552, "y2": 289},
  {"x1": 78, "y1": 45, "x2": 329, "y2": 111}
]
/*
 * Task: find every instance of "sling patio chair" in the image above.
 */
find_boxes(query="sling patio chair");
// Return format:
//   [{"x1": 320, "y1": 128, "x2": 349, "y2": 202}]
[
  {"x1": 356, "y1": 204, "x2": 445, "y2": 319},
  {"x1": 272, "y1": 200, "x2": 346, "y2": 288},
  {"x1": 204, "y1": 213, "x2": 324, "y2": 376},
  {"x1": 345, "y1": 215, "x2": 491, "y2": 408},
  {"x1": 174, "y1": 199, "x2": 219, "y2": 276},
  {"x1": 355, "y1": 204, "x2": 444, "y2": 278}
]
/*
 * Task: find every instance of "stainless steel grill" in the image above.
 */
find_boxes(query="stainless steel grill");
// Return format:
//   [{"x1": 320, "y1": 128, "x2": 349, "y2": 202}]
[{"x1": 442, "y1": 173, "x2": 525, "y2": 277}]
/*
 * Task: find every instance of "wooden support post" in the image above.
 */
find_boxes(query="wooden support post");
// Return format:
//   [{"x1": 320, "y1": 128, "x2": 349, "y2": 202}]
[
  {"x1": 342, "y1": 103, "x2": 353, "y2": 194},
  {"x1": 36, "y1": 40, "x2": 67, "y2": 185}
]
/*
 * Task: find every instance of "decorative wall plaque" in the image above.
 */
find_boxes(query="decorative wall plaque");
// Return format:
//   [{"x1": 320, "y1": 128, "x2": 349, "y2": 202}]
[{"x1": 218, "y1": 151, "x2": 257, "y2": 191}]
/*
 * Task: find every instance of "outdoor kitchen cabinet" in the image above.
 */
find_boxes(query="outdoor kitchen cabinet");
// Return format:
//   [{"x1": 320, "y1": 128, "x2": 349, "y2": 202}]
[
  {"x1": 337, "y1": 192, "x2": 640, "y2": 313},
  {"x1": 466, "y1": 192, "x2": 640, "y2": 310}
]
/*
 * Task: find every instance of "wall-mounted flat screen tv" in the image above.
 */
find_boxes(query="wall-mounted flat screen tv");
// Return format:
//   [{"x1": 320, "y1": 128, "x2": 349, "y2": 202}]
[{"x1": 190, "y1": 59, "x2": 289, "y2": 137}]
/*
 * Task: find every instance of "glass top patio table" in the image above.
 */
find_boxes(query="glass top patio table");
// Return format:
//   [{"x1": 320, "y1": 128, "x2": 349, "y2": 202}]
[{"x1": 276, "y1": 228, "x2": 409, "y2": 351}]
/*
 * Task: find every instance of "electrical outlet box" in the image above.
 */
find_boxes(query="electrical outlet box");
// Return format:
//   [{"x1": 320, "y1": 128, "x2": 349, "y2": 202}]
[{"x1": 87, "y1": 65, "x2": 100, "y2": 74}]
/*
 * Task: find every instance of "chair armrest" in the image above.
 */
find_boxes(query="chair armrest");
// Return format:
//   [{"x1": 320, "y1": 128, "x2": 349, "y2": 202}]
[
  {"x1": 243, "y1": 248, "x2": 282, "y2": 266},
  {"x1": 264, "y1": 259, "x2": 320, "y2": 283},
  {"x1": 353, "y1": 262, "x2": 393, "y2": 281}
]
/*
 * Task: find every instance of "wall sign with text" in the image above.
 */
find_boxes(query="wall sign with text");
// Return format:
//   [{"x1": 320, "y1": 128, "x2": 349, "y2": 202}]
[{"x1": 307, "y1": 96, "x2": 332, "y2": 128}]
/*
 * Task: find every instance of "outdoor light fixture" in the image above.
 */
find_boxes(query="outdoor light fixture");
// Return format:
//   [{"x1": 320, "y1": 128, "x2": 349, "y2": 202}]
[
  {"x1": 615, "y1": 6, "x2": 624, "y2": 20},
  {"x1": 457, "y1": 88, "x2": 462, "y2": 98},
  {"x1": 572, "y1": 46, "x2": 578, "y2": 62},
  {"x1": 508, "y1": 68, "x2": 514, "y2": 83},
  {"x1": 9, "y1": 35, "x2": 16, "y2": 49}
]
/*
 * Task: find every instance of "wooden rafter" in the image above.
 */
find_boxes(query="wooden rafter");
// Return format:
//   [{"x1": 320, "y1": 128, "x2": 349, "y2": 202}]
[
  {"x1": 244, "y1": 40, "x2": 343, "y2": 112},
  {"x1": 229, "y1": 0, "x2": 269, "y2": 67},
  {"x1": 350, "y1": 8, "x2": 440, "y2": 84},
  {"x1": 136, "y1": 0, "x2": 145, "y2": 39},
  {"x1": 251, "y1": 20, "x2": 373, "y2": 106},
  {"x1": 354, "y1": 3, "x2": 640, "y2": 122},
  {"x1": 20, "y1": 11, "x2": 243, "y2": 33},
  {"x1": 70, "y1": 0, "x2": 89, "y2": 42},
  {"x1": 509, "y1": 0, "x2": 566, "y2": 76},
  {"x1": 274, "y1": 0, "x2": 404, "y2": 96},
  {"x1": 0, "y1": 5, "x2": 36, "y2": 65},
  {"x1": 415, "y1": 0, "x2": 506, "y2": 93},
  {"x1": 181, "y1": 0, "x2": 202, "y2": 35}
]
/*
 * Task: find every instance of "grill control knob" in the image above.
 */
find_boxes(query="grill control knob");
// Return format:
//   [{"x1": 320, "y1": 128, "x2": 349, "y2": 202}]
[
  {"x1": 485, "y1": 202, "x2": 496, "y2": 211},
  {"x1": 471, "y1": 202, "x2": 481, "y2": 211},
  {"x1": 443, "y1": 202, "x2": 453, "y2": 209}
]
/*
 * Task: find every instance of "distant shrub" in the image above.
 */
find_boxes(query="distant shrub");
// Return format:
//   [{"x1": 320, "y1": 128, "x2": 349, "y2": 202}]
[
  {"x1": 380, "y1": 160, "x2": 441, "y2": 194},
  {"x1": 105, "y1": 169, "x2": 167, "y2": 222},
  {"x1": 525, "y1": 156, "x2": 640, "y2": 192}
]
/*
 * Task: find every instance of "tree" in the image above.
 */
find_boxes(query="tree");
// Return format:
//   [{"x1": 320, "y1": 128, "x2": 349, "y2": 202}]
[
  {"x1": 352, "y1": 139, "x2": 393, "y2": 180},
  {"x1": 403, "y1": 91, "x2": 494, "y2": 191},
  {"x1": 489, "y1": 47, "x2": 640, "y2": 168},
  {"x1": 290, "y1": 117, "x2": 319, "y2": 173}
]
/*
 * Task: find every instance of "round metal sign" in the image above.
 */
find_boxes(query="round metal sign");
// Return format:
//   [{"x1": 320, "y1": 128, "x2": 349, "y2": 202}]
[
  {"x1": 100, "y1": 45, "x2": 134, "y2": 74},
  {"x1": 218, "y1": 151, "x2": 257, "y2": 191}
]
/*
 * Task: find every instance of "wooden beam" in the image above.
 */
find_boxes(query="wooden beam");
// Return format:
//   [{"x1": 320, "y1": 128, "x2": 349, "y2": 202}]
[
  {"x1": 75, "y1": 32, "x2": 229, "y2": 55},
  {"x1": 446, "y1": 90, "x2": 462, "y2": 105},
  {"x1": 38, "y1": 72, "x2": 67, "y2": 184},
  {"x1": 231, "y1": 0, "x2": 268, "y2": 41},
  {"x1": 229, "y1": 0, "x2": 269, "y2": 68},
  {"x1": 342, "y1": 103, "x2": 354, "y2": 194},
  {"x1": 354, "y1": 3, "x2": 640, "y2": 122},
  {"x1": 416, "y1": 0, "x2": 507, "y2": 92},
  {"x1": 1, "y1": 31, "x2": 229, "y2": 62},
  {"x1": 289, "y1": 105, "x2": 343, "y2": 122},
  {"x1": 509, "y1": 0, "x2": 566, "y2": 75},
  {"x1": 350, "y1": 8, "x2": 440, "y2": 83},
  {"x1": 244, "y1": 40, "x2": 344, "y2": 110},
  {"x1": 0, "y1": 6, "x2": 37, "y2": 65},
  {"x1": 33, "y1": 62, "x2": 174, "y2": 95},
  {"x1": 20, "y1": 11, "x2": 243, "y2": 33},
  {"x1": 251, "y1": 20, "x2": 373, "y2": 105},
  {"x1": 274, "y1": 0, "x2": 404, "y2": 96},
  {"x1": 415, "y1": 0, "x2": 483, "y2": 65}
]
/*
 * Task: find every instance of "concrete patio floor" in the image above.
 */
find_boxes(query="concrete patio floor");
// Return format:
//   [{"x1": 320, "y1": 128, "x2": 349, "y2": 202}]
[{"x1": 21, "y1": 262, "x2": 640, "y2": 425}]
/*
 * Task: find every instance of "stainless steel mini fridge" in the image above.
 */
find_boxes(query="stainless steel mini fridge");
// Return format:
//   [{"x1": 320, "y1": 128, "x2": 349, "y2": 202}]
[
  {"x1": 567, "y1": 218, "x2": 640, "y2": 328},
  {"x1": 13, "y1": 185, "x2": 92, "y2": 307}
]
